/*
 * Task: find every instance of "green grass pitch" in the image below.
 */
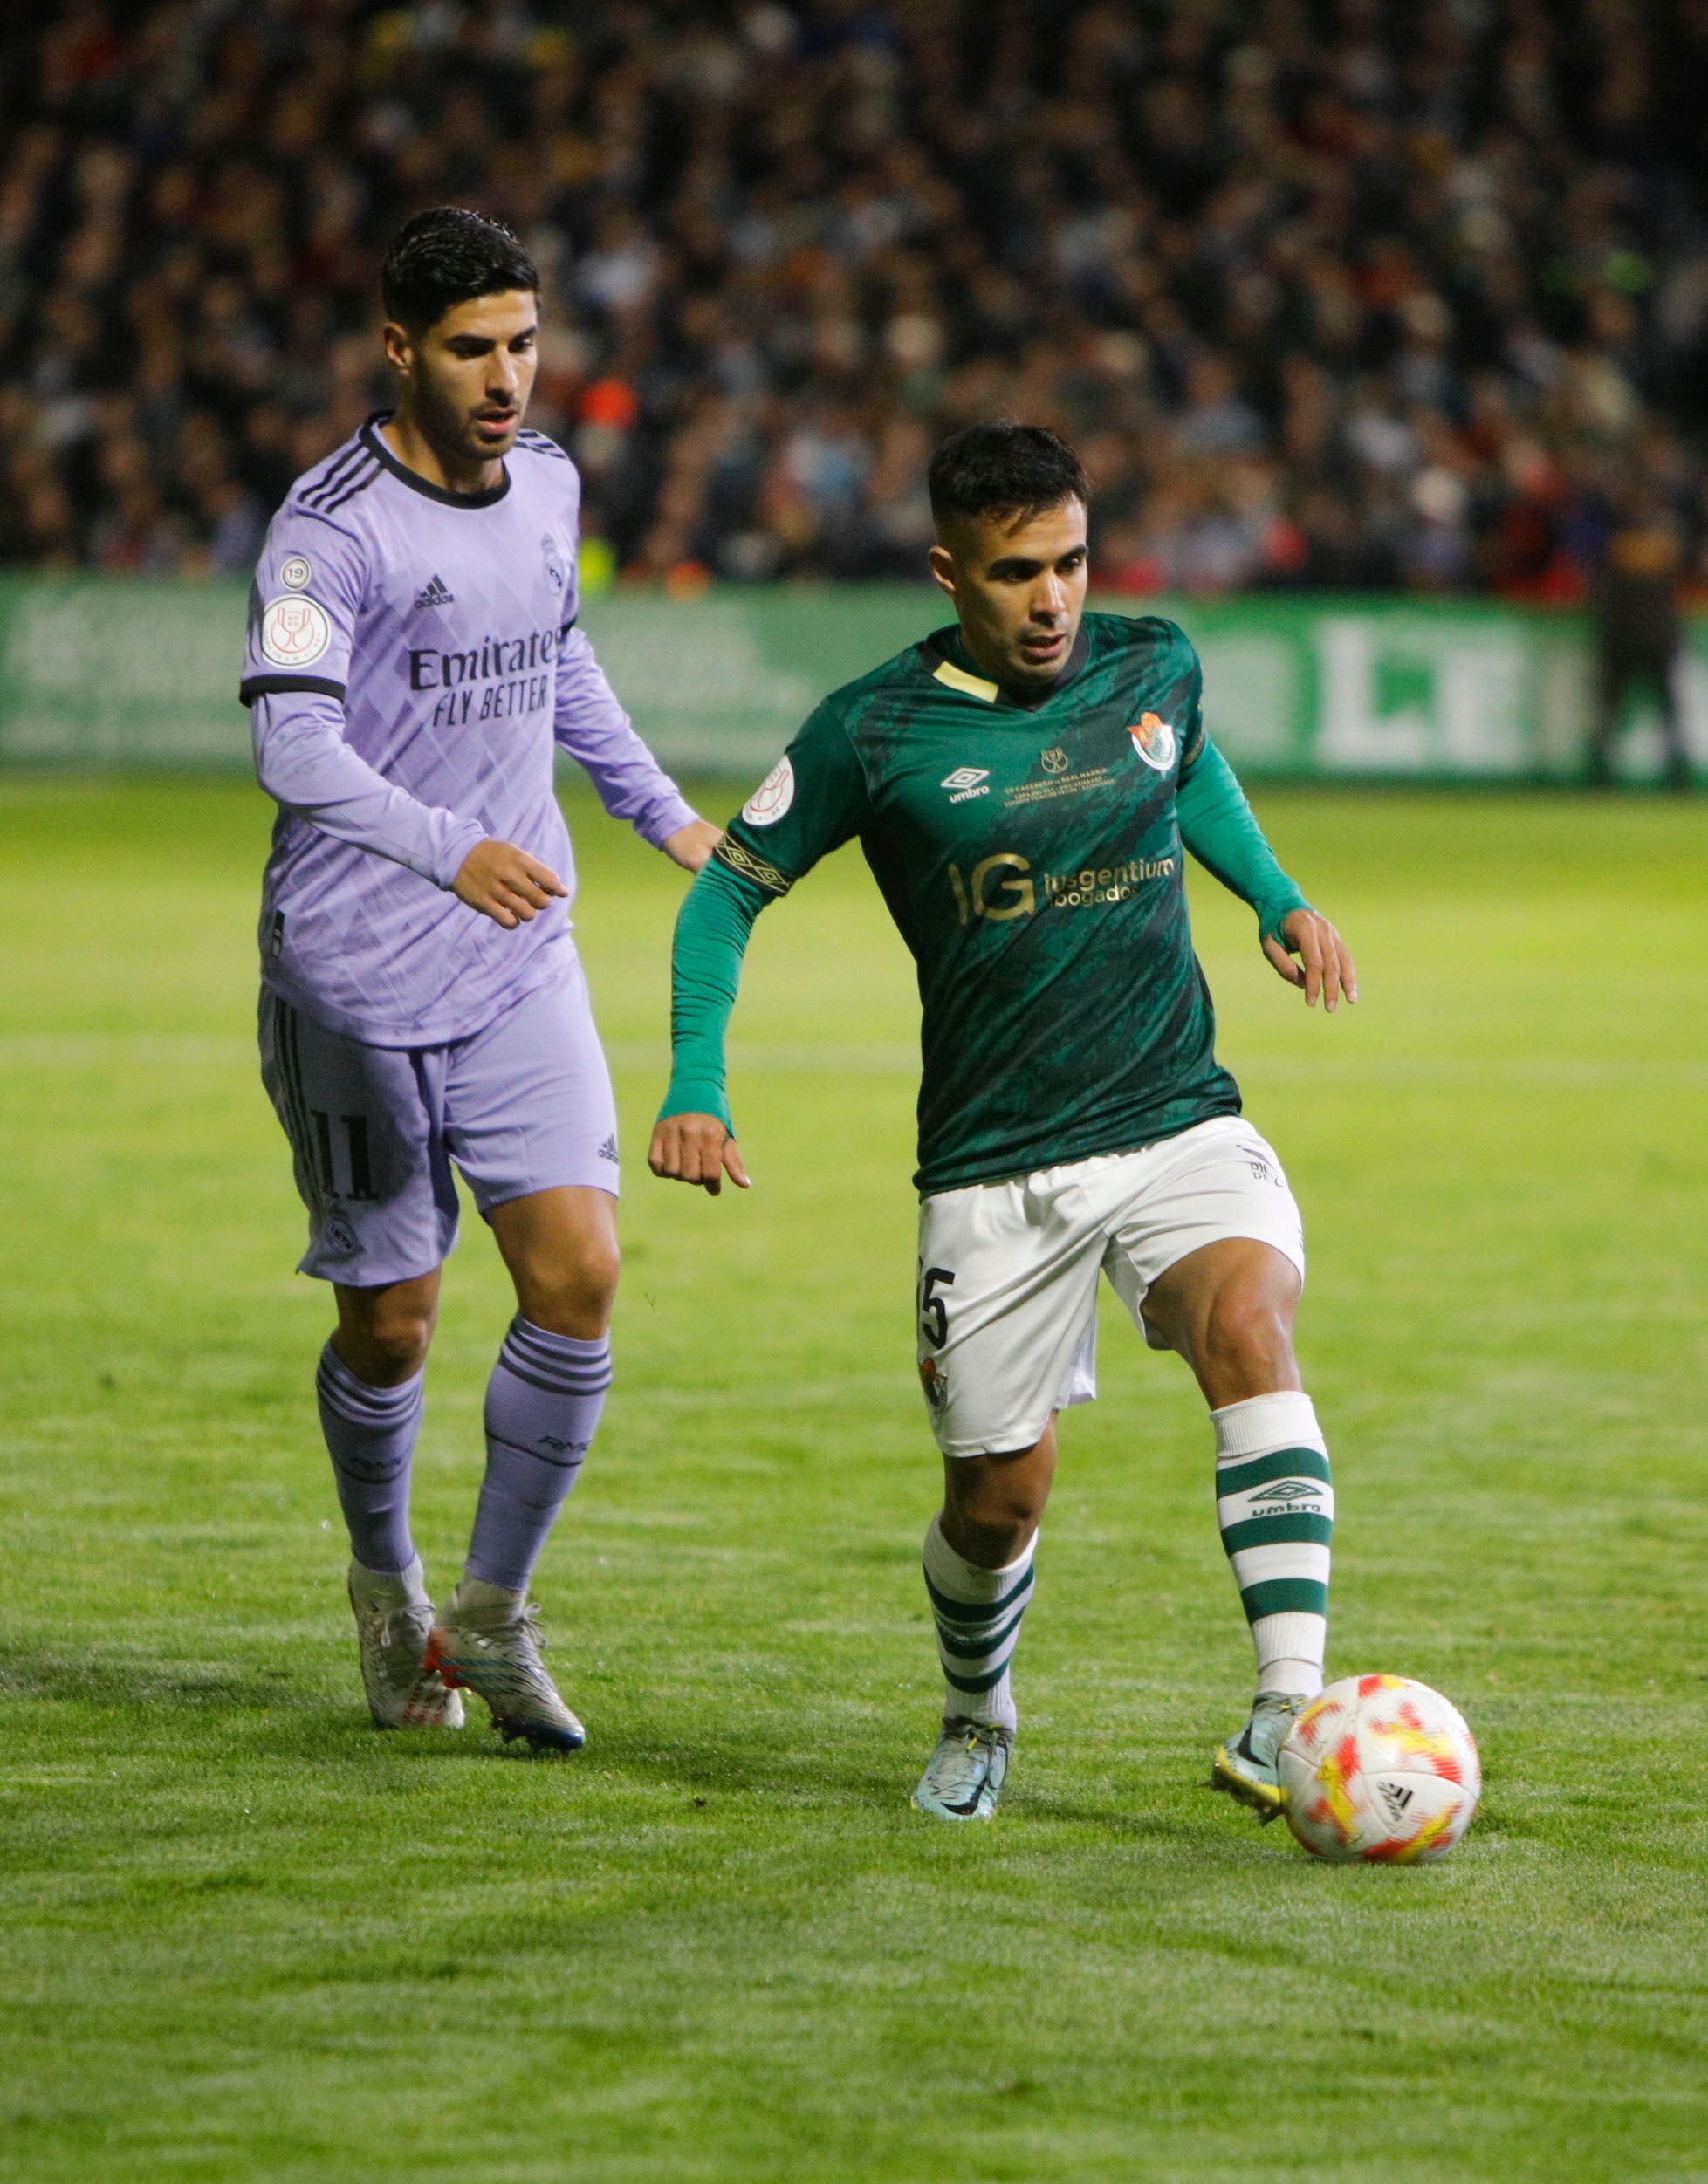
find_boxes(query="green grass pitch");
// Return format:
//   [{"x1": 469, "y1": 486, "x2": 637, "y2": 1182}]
[{"x1": 2, "y1": 770, "x2": 1706, "y2": 2182}]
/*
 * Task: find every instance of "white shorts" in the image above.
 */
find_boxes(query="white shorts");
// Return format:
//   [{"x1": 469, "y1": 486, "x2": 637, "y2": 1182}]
[{"x1": 915, "y1": 1116, "x2": 1306, "y2": 1457}]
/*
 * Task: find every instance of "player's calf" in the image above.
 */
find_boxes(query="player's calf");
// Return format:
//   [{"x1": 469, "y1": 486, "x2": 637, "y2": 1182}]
[
  {"x1": 912, "y1": 1510, "x2": 1039, "y2": 1818},
  {"x1": 1208, "y1": 1389, "x2": 1334, "y2": 1818}
]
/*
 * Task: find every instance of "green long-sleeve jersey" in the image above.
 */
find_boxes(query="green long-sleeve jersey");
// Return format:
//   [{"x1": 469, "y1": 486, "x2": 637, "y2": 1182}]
[{"x1": 663, "y1": 612, "x2": 1309, "y2": 1196}]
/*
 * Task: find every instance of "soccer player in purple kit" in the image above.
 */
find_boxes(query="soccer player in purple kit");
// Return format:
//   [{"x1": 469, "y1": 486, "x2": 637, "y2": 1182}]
[{"x1": 244, "y1": 209, "x2": 719, "y2": 1750}]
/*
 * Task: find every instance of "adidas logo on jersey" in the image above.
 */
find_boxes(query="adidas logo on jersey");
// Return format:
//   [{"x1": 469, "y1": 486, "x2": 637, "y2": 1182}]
[
  {"x1": 942, "y1": 766, "x2": 991, "y2": 804},
  {"x1": 597, "y1": 1133, "x2": 620, "y2": 1165},
  {"x1": 414, "y1": 574, "x2": 455, "y2": 610}
]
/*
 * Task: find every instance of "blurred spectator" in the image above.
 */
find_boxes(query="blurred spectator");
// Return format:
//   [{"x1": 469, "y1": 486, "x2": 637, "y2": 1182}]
[{"x1": 1, "y1": 0, "x2": 1708, "y2": 597}]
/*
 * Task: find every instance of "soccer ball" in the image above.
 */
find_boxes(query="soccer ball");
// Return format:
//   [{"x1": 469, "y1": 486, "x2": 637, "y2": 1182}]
[{"x1": 1278, "y1": 1674, "x2": 1481, "y2": 1864}]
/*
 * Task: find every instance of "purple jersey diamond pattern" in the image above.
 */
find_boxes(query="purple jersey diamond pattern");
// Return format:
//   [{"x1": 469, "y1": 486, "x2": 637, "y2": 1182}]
[{"x1": 244, "y1": 415, "x2": 695, "y2": 1047}]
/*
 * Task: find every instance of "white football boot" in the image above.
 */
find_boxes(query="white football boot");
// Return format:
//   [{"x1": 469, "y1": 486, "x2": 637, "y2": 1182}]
[
  {"x1": 347, "y1": 1558, "x2": 464, "y2": 1730},
  {"x1": 912, "y1": 1718, "x2": 1013, "y2": 1821},
  {"x1": 1211, "y1": 1690, "x2": 1310, "y2": 1822},
  {"x1": 425, "y1": 1578, "x2": 586, "y2": 1752}
]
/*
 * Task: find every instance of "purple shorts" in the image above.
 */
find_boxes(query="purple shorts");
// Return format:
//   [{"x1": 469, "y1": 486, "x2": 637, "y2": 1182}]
[{"x1": 259, "y1": 955, "x2": 619, "y2": 1287}]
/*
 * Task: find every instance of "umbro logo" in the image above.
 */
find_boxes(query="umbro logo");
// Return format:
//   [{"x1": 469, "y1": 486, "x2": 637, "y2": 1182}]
[
  {"x1": 1248, "y1": 1479, "x2": 1323, "y2": 1508},
  {"x1": 597, "y1": 1133, "x2": 620, "y2": 1165},
  {"x1": 414, "y1": 574, "x2": 455, "y2": 610},
  {"x1": 1376, "y1": 1779, "x2": 1416, "y2": 1824},
  {"x1": 941, "y1": 765, "x2": 991, "y2": 804}
]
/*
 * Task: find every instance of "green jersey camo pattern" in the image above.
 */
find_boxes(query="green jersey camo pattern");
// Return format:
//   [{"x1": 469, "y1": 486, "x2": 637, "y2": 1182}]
[{"x1": 710, "y1": 612, "x2": 1304, "y2": 1195}]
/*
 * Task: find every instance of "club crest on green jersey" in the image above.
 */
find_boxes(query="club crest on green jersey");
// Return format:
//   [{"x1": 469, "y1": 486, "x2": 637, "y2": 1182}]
[{"x1": 1128, "y1": 713, "x2": 1176, "y2": 770}]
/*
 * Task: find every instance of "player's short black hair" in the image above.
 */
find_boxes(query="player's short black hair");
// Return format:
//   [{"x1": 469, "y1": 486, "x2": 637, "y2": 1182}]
[
  {"x1": 381, "y1": 207, "x2": 538, "y2": 332},
  {"x1": 927, "y1": 422, "x2": 1089, "y2": 532}
]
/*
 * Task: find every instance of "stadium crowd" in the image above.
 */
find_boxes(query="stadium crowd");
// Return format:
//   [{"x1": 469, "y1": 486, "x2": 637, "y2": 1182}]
[{"x1": 3, "y1": 0, "x2": 1708, "y2": 595}]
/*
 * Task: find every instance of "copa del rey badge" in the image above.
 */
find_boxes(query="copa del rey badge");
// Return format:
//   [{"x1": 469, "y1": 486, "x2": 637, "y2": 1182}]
[
  {"x1": 259, "y1": 593, "x2": 333, "y2": 668},
  {"x1": 1128, "y1": 712, "x2": 1176, "y2": 770},
  {"x1": 742, "y1": 755, "x2": 795, "y2": 826}
]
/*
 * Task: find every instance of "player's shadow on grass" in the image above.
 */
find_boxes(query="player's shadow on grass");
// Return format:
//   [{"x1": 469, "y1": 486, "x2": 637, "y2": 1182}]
[
  {"x1": 0, "y1": 1647, "x2": 307, "y2": 1715},
  {"x1": 589, "y1": 1715, "x2": 909, "y2": 1804}
]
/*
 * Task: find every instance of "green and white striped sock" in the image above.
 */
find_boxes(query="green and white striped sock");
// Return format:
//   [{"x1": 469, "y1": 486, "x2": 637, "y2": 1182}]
[
  {"x1": 1212, "y1": 1391, "x2": 1333, "y2": 1699},
  {"x1": 922, "y1": 1513, "x2": 1036, "y2": 1733}
]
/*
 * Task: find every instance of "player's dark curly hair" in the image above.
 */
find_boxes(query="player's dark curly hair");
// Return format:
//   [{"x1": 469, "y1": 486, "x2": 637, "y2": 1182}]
[
  {"x1": 927, "y1": 422, "x2": 1089, "y2": 531},
  {"x1": 381, "y1": 207, "x2": 538, "y2": 331}
]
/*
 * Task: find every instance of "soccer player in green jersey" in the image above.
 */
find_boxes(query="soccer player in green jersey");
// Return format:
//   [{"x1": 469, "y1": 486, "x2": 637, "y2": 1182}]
[{"x1": 650, "y1": 424, "x2": 1357, "y2": 1825}]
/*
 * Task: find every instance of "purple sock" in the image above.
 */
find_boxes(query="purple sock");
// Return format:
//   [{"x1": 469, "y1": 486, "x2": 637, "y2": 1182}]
[
  {"x1": 465, "y1": 1318, "x2": 611, "y2": 1592},
  {"x1": 316, "y1": 1341, "x2": 422, "y2": 1575}
]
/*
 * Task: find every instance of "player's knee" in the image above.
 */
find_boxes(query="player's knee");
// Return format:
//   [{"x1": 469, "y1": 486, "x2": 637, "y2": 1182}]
[
  {"x1": 946, "y1": 1503, "x2": 1040, "y2": 1566},
  {"x1": 1201, "y1": 1284, "x2": 1295, "y2": 1380},
  {"x1": 340, "y1": 1308, "x2": 434, "y2": 1385},
  {"x1": 945, "y1": 1440, "x2": 1052, "y2": 1557},
  {"x1": 521, "y1": 1242, "x2": 621, "y2": 1338}
]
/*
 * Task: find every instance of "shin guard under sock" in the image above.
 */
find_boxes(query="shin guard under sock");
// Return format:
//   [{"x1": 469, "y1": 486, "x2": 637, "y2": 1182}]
[
  {"x1": 316, "y1": 1341, "x2": 422, "y2": 1576},
  {"x1": 465, "y1": 1318, "x2": 611, "y2": 1593},
  {"x1": 1212, "y1": 1390, "x2": 1333, "y2": 1699}
]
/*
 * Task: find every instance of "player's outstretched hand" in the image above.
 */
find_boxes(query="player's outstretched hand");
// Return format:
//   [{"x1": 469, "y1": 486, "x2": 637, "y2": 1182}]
[
  {"x1": 1263, "y1": 908, "x2": 1358, "y2": 1011},
  {"x1": 662, "y1": 819, "x2": 724, "y2": 873},
  {"x1": 648, "y1": 1112, "x2": 751, "y2": 1195},
  {"x1": 453, "y1": 839, "x2": 568, "y2": 929}
]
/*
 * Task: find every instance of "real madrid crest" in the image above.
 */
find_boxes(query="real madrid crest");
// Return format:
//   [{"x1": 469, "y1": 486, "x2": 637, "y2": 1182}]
[{"x1": 1128, "y1": 713, "x2": 1176, "y2": 771}]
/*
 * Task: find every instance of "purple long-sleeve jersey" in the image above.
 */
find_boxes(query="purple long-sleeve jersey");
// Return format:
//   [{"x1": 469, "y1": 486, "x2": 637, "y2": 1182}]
[{"x1": 243, "y1": 413, "x2": 696, "y2": 1047}]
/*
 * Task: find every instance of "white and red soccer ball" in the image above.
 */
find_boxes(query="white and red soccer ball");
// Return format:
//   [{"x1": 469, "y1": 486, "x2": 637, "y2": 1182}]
[{"x1": 1279, "y1": 1674, "x2": 1481, "y2": 1864}]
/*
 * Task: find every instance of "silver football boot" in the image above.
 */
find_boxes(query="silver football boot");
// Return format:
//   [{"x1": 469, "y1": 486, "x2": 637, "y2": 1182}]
[
  {"x1": 1211, "y1": 1690, "x2": 1311, "y2": 1822},
  {"x1": 912, "y1": 1718, "x2": 1013, "y2": 1822},
  {"x1": 347, "y1": 1558, "x2": 464, "y2": 1730},
  {"x1": 425, "y1": 1578, "x2": 586, "y2": 1752}
]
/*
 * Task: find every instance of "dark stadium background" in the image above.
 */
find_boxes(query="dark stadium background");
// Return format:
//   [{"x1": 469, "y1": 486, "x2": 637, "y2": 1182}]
[{"x1": 4, "y1": 0, "x2": 1708, "y2": 603}]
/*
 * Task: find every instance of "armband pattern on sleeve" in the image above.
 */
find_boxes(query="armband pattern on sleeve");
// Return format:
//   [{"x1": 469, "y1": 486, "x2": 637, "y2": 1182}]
[{"x1": 713, "y1": 836, "x2": 795, "y2": 896}]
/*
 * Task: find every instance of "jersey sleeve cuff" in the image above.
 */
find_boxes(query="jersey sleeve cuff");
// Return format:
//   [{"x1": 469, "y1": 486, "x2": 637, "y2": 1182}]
[
  {"x1": 656, "y1": 1077, "x2": 734, "y2": 1130},
  {"x1": 1258, "y1": 891, "x2": 1311, "y2": 947},
  {"x1": 240, "y1": 674, "x2": 347, "y2": 708},
  {"x1": 429, "y1": 818, "x2": 488, "y2": 892},
  {"x1": 636, "y1": 793, "x2": 700, "y2": 851}
]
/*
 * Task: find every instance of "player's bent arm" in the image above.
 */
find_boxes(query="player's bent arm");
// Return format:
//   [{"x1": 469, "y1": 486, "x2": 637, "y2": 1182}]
[
  {"x1": 649, "y1": 855, "x2": 770, "y2": 1195},
  {"x1": 1176, "y1": 739, "x2": 1357, "y2": 1011},
  {"x1": 252, "y1": 688, "x2": 485, "y2": 888},
  {"x1": 552, "y1": 626, "x2": 701, "y2": 849},
  {"x1": 1175, "y1": 737, "x2": 1306, "y2": 942}
]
